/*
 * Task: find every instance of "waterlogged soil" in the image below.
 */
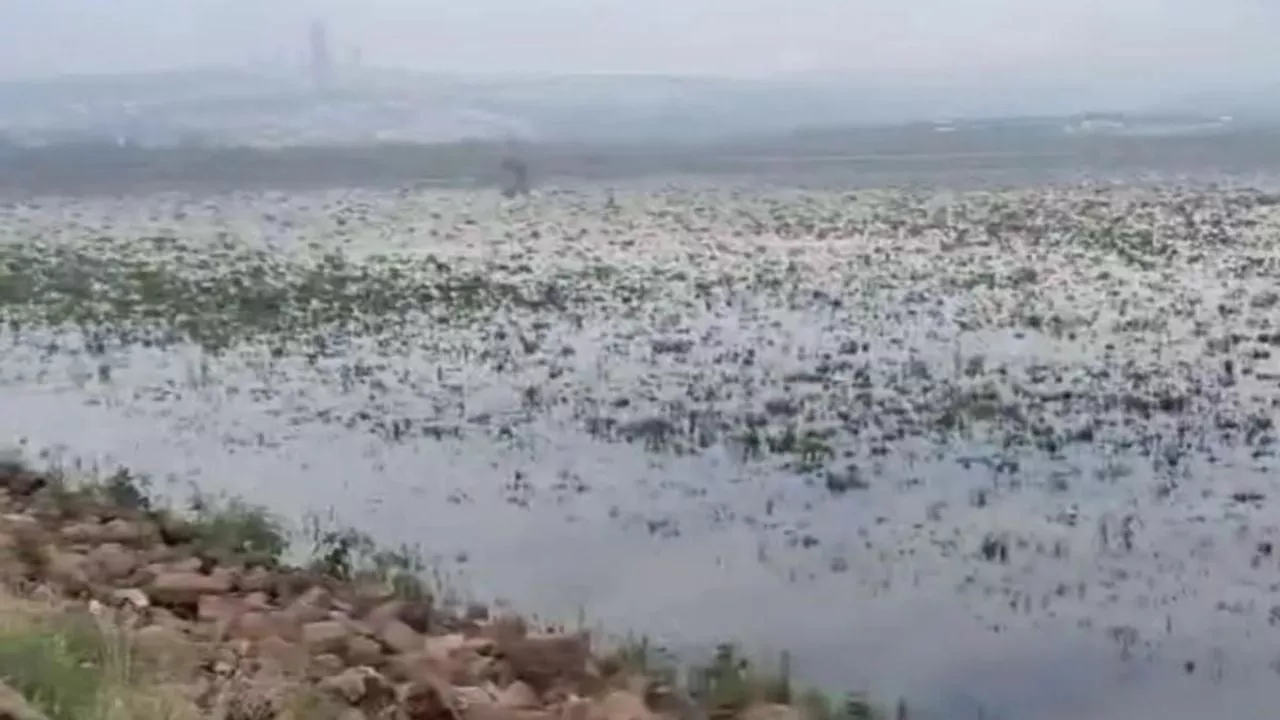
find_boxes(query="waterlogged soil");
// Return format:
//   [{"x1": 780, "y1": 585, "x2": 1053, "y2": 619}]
[{"x1": 2, "y1": 184, "x2": 1280, "y2": 719}]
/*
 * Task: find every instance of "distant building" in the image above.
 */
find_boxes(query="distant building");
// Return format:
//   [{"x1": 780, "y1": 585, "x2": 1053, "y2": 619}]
[{"x1": 309, "y1": 20, "x2": 333, "y2": 92}]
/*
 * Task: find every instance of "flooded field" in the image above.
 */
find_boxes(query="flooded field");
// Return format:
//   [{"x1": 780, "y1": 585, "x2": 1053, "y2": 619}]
[{"x1": 2, "y1": 182, "x2": 1280, "y2": 719}]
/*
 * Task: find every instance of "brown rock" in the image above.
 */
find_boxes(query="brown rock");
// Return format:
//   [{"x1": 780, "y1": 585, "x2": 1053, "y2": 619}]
[
  {"x1": 44, "y1": 550, "x2": 90, "y2": 594},
  {"x1": 133, "y1": 624, "x2": 191, "y2": 666},
  {"x1": 500, "y1": 633, "x2": 590, "y2": 692},
  {"x1": 242, "y1": 591, "x2": 272, "y2": 609},
  {"x1": 147, "y1": 572, "x2": 232, "y2": 607},
  {"x1": 738, "y1": 704, "x2": 809, "y2": 720},
  {"x1": 302, "y1": 620, "x2": 351, "y2": 656},
  {"x1": 365, "y1": 597, "x2": 432, "y2": 633},
  {"x1": 267, "y1": 610, "x2": 304, "y2": 642},
  {"x1": 60, "y1": 521, "x2": 106, "y2": 545},
  {"x1": 284, "y1": 586, "x2": 332, "y2": 624},
  {"x1": 593, "y1": 691, "x2": 657, "y2": 720},
  {"x1": 254, "y1": 636, "x2": 308, "y2": 675},
  {"x1": 320, "y1": 666, "x2": 392, "y2": 705},
  {"x1": 464, "y1": 705, "x2": 556, "y2": 720},
  {"x1": 364, "y1": 599, "x2": 405, "y2": 631},
  {"x1": 86, "y1": 543, "x2": 138, "y2": 582},
  {"x1": 229, "y1": 611, "x2": 275, "y2": 641},
  {"x1": 110, "y1": 587, "x2": 150, "y2": 609},
  {"x1": 454, "y1": 685, "x2": 498, "y2": 706},
  {"x1": 377, "y1": 618, "x2": 423, "y2": 653},
  {"x1": 345, "y1": 635, "x2": 385, "y2": 667},
  {"x1": 197, "y1": 594, "x2": 245, "y2": 625},
  {"x1": 494, "y1": 681, "x2": 539, "y2": 710},
  {"x1": 168, "y1": 557, "x2": 203, "y2": 573},
  {"x1": 424, "y1": 633, "x2": 468, "y2": 660},
  {"x1": 402, "y1": 673, "x2": 461, "y2": 720},
  {"x1": 311, "y1": 653, "x2": 347, "y2": 679},
  {"x1": 239, "y1": 567, "x2": 274, "y2": 593},
  {"x1": 100, "y1": 518, "x2": 152, "y2": 545}
]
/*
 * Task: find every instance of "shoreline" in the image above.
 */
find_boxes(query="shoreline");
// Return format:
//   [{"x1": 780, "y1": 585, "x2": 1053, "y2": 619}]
[{"x1": 0, "y1": 461, "x2": 892, "y2": 720}]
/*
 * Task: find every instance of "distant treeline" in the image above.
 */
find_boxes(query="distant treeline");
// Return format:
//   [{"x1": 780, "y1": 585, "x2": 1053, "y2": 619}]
[{"x1": 3, "y1": 126, "x2": 1280, "y2": 195}]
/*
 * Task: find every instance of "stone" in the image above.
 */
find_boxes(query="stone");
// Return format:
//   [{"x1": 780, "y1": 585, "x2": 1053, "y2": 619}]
[
  {"x1": 592, "y1": 691, "x2": 657, "y2": 720},
  {"x1": 376, "y1": 618, "x2": 422, "y2": 653},
  {"x1": 109, "y1": 587, "x2": 150, "y2": 609},
  {"x1": 738, "y1": 704, "x2": 809, "y2": 720},
  {"x1": 302, "y1": 620, "x2": 351, "y2": 656},
  {"x1": 86, "y1": 543, "x2": 138, "y2": 582},
  {"x1": 133, "y1": 624, "x2": 191, "y2": 666},
  {"x1": 100, "y1": 518, "x2": 151, "y2": 545},
  {"x1": 254, "y1": 636, "x2": 308, "y2": 675},
  {"x1": 345, "y1": 634, "x2": 385, "y2": 667},
  {"x1": 310, "y1": 653, "x2": 347, "y2": 679},
  {"x1": 500, "y1": 633, "x2": 590, "y2": 692},
  {"x1": 495, "y1": 681, "x2": 539, "y2": 709},
  {"x1": 401, "y1": 672, "x2": 461, "y2": 720},
  {"x1": 44, "y1": 550, "x2": 90, "y2": 594},
  {"x1": 146, "y1": 572, "x2": 232, "y2": 607},
  {"x1": 319, "y1": 666, "x2": 393, "y2": 705},
  {"x1": 60, "y1": 521, "x2": 106, "y2": 544}
]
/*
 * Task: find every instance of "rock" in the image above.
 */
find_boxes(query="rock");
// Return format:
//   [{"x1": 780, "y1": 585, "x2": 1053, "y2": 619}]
[
  {"x1": 424, "y1": 633, "x2": 468, "y2": 660},
  {"x1": 377, "y1": 618, "x2": 423, "y2": 653},
  {"x1": 44, "y1": 550, "x2": 90, "y2": 594},
  {"x1": 168, "y1": 557, "x2": 204, "y2": 574},
  {"x1": 100, "y1": 518, "x2": 151, "y2": 545},
  {"x1": 254, "y1": 636, "x2": 308, "y2": 675},
  {"x1": 592, "y1": 691, "x2": 658, "y2": 720},
  {"x1": 146, "y1": 572, "x2": 232, "y2": 607},
  {"x1": 738, "y1": 704, "x2": 809, "y2": 720},
  {"x1": 500, "y1": 633, "x2": 590, "y2": 692},
  {"x1": 86, "y1": 543, "x2": 138, "y2": 582},
  {"x1": 0, "y1": 679, "x2": 50, "y2": 720},
  {"x1": 302, "y1": 620, "x2": 351, "y2": 656},
  {"x1": 109, "y1": 587, "x2": 150, "y2": 609},
  {"x1": 454, "y1": 686, "x2": 498, "y2": 707},
  {"x1": 464, "y1": 706, "x2": 556, "y2": 720},
  {"x1": 133, "y1": 624, "x2": 191, "y2": 666},
  {"x1": 228, "y1": 611, "x2": 275, "y2": 641},
  {"x1": 401, "y1": 672, "x2": 461, "y2": 720},
  {"x1": 310, "y1": 653, "x2": 347, "y2": 679},
  {"x1": 345, "y1": 635, "x2": 385, "y2": 667},
  {"x1": 319, "y1": 666, "x2": 395, "y2": 707},
  {"x1": 284, "y1": 586, "x2": 333, "y2": 624},
  {"x1": 60, "y1": 521, "x2": 106, "y2": 545},
  {"x1": 239, "y1": 567, "x2": 274, "y2": 593},
  {"x1": 495, "y1": 681, "x2": 539, "y2": 709},
  {"x1": 197, "y1": 594, "x2": 245, "y2": 625}
]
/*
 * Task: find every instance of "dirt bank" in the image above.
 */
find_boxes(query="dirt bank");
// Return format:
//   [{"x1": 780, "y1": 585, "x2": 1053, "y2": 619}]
[{"x1": 0, "y1": 465, "x2": 862, "y2": 720}]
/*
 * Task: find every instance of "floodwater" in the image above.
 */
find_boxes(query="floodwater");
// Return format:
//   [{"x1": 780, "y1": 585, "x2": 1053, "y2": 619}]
[{"x1": 2, "y1": 184, "x2": 1280, "y2": 719}]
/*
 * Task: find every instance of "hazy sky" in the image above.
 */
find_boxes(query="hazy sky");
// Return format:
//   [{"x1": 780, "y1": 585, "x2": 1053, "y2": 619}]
[{"x1": 1, "y1": 0, "x2": 1277, "y2": 85}]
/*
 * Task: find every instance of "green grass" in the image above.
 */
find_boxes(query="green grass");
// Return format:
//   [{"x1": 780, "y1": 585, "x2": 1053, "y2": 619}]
[
  {"x1": 0, "y1": 597, "x2": 197, "y2": 720},
  {"x1": 606, "y1": 636, "x2": 897, "y2": 720}
]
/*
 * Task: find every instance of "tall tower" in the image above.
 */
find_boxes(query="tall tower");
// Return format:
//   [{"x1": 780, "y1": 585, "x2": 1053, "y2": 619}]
[{"x1": 308, "y1": 19, "x2": 332, "y2": 92}]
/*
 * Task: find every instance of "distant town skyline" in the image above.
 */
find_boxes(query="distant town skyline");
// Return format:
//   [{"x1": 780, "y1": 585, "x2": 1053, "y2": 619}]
[{"x1": 1, "y1": 0, "x2": 1278, "y2": 90}]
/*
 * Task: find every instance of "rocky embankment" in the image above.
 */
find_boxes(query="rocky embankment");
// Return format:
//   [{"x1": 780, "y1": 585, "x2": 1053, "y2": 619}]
[{"x1": 0, "y1": 466, "x2": 814, "y2": 720}]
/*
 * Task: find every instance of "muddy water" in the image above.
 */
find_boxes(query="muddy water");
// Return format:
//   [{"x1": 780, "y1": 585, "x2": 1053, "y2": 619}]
[
  {"x1": 4, "y1": 182, "x2": 1280, "y2": 718},
  {"x1": 2, "y1": 313, "x2": 1279, "y2": 720}
]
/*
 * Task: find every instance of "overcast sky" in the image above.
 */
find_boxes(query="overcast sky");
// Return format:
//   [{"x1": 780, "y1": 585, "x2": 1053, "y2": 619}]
[{"x1": 1, "y1": 0, "x2": 1277, "y2": 86}]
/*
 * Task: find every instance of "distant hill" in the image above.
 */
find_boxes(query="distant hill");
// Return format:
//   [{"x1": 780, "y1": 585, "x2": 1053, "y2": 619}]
[{"x1": 0, "y1": 67, "x2": 1267, "y2": 146}]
